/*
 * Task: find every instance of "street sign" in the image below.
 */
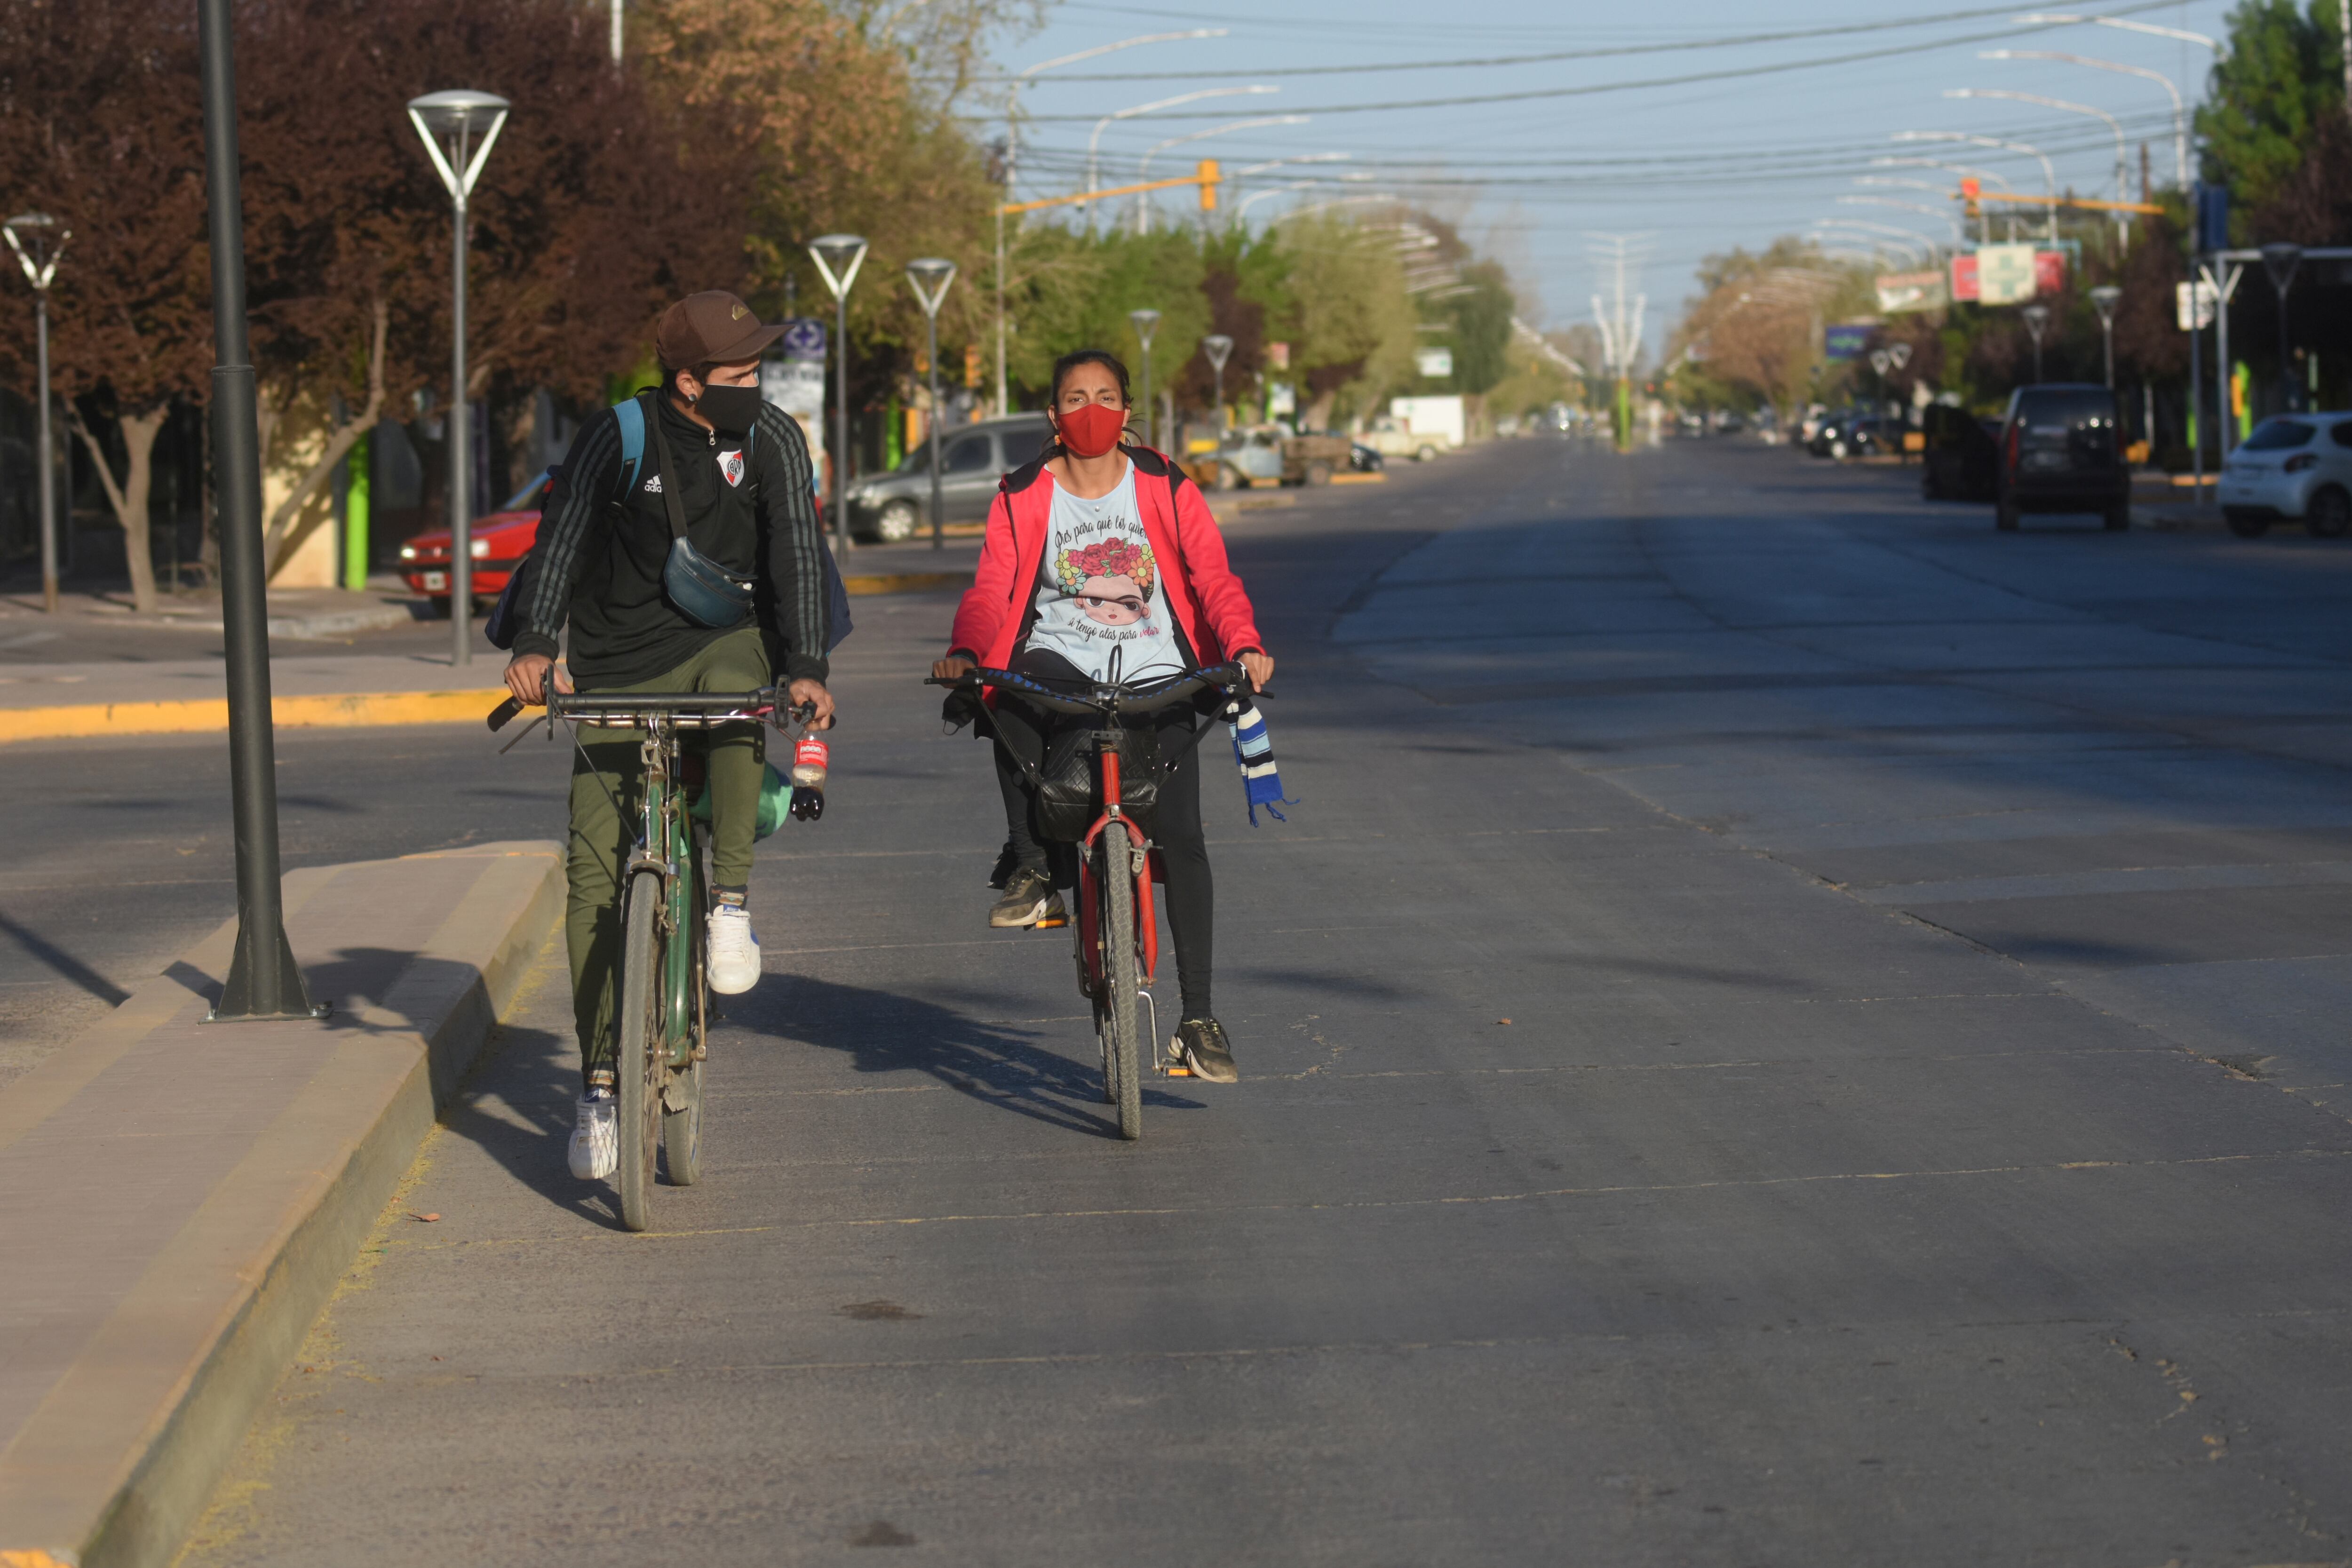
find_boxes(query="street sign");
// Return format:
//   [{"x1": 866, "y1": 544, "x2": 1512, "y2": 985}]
[
  {"x1": 1415, "y1": 348, "x2": 1454, "y2": 378},
  {"x1": 2176, "y1": 279, "x2": 2217, "y2": 331},
  {"x1": 1978, "y1": 244, "x2": 2037, "y2": 305},
  {"x1": 781, "y1": 317, "x2": 826, "y2": 360},
  {"x1": 1823, "y1": 324, "x2": 1871, "y2": 361},
  {"x1": 1875, "y1": 271, "x2": 1948, "y2": 313}
]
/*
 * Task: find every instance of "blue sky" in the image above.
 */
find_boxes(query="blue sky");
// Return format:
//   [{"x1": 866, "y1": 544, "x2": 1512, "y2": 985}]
[{"x1": 976, "y1": 0, "x2": 2236, "y2": 350}]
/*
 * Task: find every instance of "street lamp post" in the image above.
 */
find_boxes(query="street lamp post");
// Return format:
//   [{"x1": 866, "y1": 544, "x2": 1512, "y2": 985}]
[
  {"x1": 2089, "y1": 284, "x2": 2122, "y2": 388},
  {"x1": 2021, "y1": 303, "x2": 2051, "y2": 383},
  {"x1": 1128, "y1": 309, "x2": 1161, "y2": 452},
  {"x1": 1, "y1": 214, "x2": 64, "y2": 613},
  {"x1": 809, "y1": 234, "x2": 869, "y2": 553},
  {"x1": 1979, "y1": 50, "x2": 2187, "y2": 190},
  {"x1": 1135, "y1": 115, "x2": 1310, "y2": 234},
  {"x1": 906, "y1": 258, "x2": 957, "y2": 551},
  {"x1": 407, "y1": 89, "x2": 509, "y2": 669},
  {"x1": 1201, "y1": 334, "x2": 1234, "y2": 430},
  {"x1": 198, "y1": 0, "x2": 321, "y2": 1021},
  {"x1": 2261, "y1": 242, "x2": 2304, "y2": 414},
  {"x1": 1086, "y1": 87, "x2": 1279, "y2": 235},
  {"x1": 1891, "y1": 131, "x2": 2057, "y2": 243},
  {"x1": 1945, "y1": 88, "x2": 2126, "y2": 215}
]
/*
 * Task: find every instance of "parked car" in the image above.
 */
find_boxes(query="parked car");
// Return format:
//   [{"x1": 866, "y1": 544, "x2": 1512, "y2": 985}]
[
  {"x1": 399, "y1": 468, "x2": 554, "y2": 615},
  {"x1": 1349, "y1": 440, "x2": 1384, "y2": 472},
  {"x1": 844, "y1": 414, "x2": 1051, "y2": 541},
  {"x1": 1920, "y1": 404, "x2": 1999, "y2": 501},
  {"x1": 1994, "y1": 383, "x2": 2129, "y2": 532},
  {"x1": 1359, "y1": 414, "x2": 1447, "y2": 463},
  {"x1": 2218, "y1": 413, "x2": 2352, "y2": 538},
  {"x1": 1204, "y1": 426, "x2": 1353, "y2": 489}
]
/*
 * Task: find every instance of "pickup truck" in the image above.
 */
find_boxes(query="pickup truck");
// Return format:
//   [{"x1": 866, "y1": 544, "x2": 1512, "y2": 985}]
[{"x1": 1359, "y1": 414, "x2": 1448, "y2": 463}]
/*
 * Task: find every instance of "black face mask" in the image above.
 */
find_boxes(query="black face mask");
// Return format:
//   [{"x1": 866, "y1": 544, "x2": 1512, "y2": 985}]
[{"x1": 693, "y1": 382, "x2": 763, "y2": 433}]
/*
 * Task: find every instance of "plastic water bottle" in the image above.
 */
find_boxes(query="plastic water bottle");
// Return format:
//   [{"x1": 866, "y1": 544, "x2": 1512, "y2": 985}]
[{"x1": 789, "y1": 735, "x2": 828, "y2": 821}]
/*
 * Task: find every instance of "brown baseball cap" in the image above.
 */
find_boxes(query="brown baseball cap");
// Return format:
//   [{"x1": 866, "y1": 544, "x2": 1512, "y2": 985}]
[{"x1": 655, "y1": 290, "x2": 786, "y2": 370}]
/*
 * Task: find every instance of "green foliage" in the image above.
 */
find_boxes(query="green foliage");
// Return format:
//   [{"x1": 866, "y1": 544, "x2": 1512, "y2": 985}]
[
  {"x1": 1446, "y1": 262, "x2": 1517, "y2": 395},
  {"x1": 2197, "y1": 0, "x2": 2348, "y2": 225}
]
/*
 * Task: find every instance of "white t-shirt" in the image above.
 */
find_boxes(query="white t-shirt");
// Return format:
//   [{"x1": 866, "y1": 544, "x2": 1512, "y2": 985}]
[{"x1": 1024, "y1": 460, "x2": 1187, "y2": 682}]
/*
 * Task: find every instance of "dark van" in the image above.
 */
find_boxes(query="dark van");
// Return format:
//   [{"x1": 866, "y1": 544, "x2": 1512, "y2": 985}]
[
  {"x1": 1920, "y1": 403, "x2": 1998, "y2": 501},
  {"x1": 1994, "y1": 383, "x2": 2130, "y2": 531}
]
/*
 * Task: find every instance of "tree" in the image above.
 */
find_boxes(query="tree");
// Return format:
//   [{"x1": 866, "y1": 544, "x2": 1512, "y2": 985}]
[
  {"x1": 0, "y1": 0, "x2": 211, "y2": 613},
  {"x1": 1275, "y1": 214, "x2": 1417, "y2": 429},
  {"x1": 1446, "y1": 261, "x2": 1516, "y2": 396},
  {"x1": 2197, "y1": 0, "x2": 2348, "y2": 224}
]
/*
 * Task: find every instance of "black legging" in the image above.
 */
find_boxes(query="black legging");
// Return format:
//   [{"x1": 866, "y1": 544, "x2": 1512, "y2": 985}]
[{"x1": 987, "y1": 648, "x2": 1216, "y2": 1021}]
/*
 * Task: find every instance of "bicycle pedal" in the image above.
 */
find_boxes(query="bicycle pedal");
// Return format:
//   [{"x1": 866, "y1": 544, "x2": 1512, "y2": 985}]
[
  {"x1": 1034, "y1": 913, "x2": 1068, "y2": 929},
  {"x1": 1165, "y1": 1064, "x2": 1192, "y2": 1077}
]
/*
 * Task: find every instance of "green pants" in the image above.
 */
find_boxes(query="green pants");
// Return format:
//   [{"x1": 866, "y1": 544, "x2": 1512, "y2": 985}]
[{"x1": 567, "y1": 627, "x2": 769, "y2": 1083}]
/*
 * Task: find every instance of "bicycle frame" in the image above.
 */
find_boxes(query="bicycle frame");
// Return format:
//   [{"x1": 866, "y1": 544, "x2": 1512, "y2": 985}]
[
  {"x1": 1075, "y1": 741, "x2": 1160, "y2": 1000},
  {"x1": 625, "y1": 718, "x2": 705, "y2": 1073}
]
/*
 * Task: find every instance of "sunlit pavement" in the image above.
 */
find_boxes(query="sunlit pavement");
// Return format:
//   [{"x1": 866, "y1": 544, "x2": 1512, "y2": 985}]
[{"x1": 164, "y1": 436, "x2": 2352, "y2": 1565}]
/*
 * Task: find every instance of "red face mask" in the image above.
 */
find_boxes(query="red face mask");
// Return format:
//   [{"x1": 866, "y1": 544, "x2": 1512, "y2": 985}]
[{"x1": 1055, "y1": 401, "x2": 1128, "y2": 459}]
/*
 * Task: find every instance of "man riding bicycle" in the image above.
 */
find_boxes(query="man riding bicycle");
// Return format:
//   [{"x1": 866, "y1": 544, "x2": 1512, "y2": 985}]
[
  {"x1": 932, "y1": 349, "x2": 1271, "y2": 1083},
  {"x1": 505, "y1": 290, "x2": 835, "y2": 1180}
]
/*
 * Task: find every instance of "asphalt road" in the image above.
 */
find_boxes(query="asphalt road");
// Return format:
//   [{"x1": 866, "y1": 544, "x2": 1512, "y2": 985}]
[{"x1": 105, "y1": 438, "x2": 2352, "y2": 1562}]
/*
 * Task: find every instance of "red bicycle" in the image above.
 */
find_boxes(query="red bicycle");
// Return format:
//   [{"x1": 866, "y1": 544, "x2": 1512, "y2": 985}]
[{"x1": 933, "y1": 661, "x2": 1247, "y2": 1139}]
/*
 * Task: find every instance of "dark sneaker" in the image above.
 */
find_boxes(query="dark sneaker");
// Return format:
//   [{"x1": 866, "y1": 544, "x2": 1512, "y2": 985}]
[
  {"x1": 989, "y1": 866, "x2": 1067, "y2": 929},
  {"x1": 1175, "y1": 1017, "x2": 1239, "y2": 1082}
]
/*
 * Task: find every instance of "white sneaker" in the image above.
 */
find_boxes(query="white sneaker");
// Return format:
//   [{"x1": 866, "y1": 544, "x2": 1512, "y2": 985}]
[
  {"x1": 708, "y1": 903, "x2": 763, "y2": 995},
  {"x1": 568, "y1": 1090, "x2": 617, "y2": 1180}
]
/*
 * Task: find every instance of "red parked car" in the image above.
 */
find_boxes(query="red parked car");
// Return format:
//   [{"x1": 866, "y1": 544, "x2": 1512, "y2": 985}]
[{"x1": 397, "y1": 469, "x2": 554, "y2": 616}]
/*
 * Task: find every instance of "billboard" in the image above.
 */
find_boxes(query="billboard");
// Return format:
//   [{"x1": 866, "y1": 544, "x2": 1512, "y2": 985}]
[
  {"x1": 1977, "y1": 244, "x2": 2038, "y2": 305},
  {"x1": 1950, "y1": 253, "x2": 1979, "y2": 302},
  {"x1": 1823, "y1": 323, "x2": 1873, "y2": 361},
  {"x1": 1415, "y1": 347, "x2": 1454, "y2": 378},
  {"x1": 1875, "y1": 271, "x2": 1950, "y2": 313}
]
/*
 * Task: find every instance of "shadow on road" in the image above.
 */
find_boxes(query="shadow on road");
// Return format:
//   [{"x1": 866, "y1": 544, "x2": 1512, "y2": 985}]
[
  {"x1": 0, "y1": 907, "x2": 129, "y2": 1005},
  {"x1": 743, "y1": 972, "x2": 1203, "y2": 1139}
]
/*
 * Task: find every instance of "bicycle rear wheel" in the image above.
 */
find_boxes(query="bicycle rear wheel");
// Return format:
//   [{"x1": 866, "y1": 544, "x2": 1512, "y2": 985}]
[
  {"x1": 616, "y1": 867, "x2": 665, "y2": 1231},
  {"x1": 1098, "y1": 822, "x2": 1143, "y2": 1140}
]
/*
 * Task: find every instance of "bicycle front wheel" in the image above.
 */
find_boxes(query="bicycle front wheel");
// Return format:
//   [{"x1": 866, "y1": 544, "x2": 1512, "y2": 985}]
[
  {"x1": 616, "y1": 867, "x2": 665, "y2": 1231},
  {"x1": 1098, "y1": 822, "x2": 1143, "y2": 1141}
]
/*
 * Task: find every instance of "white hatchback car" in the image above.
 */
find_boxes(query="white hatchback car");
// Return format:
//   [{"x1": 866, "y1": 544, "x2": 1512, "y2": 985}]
[{"x1": 2218, "y1": 412, "x2": 2352, "y2": 538}]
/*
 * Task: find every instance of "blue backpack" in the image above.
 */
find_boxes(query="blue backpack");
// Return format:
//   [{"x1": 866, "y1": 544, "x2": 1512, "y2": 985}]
[{"x1": 485, "y1": 394, "x2": 853, "y2": 653}]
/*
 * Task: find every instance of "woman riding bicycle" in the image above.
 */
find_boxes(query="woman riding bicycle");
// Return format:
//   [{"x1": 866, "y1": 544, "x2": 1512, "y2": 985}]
[{"x1": 931, "y1": 349, "x2": 1272, "y2": 1083}]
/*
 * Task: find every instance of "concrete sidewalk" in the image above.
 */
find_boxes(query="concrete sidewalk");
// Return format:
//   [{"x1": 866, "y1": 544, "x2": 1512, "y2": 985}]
[{"x1": 0, "y1": 841, "x2": 561, "y2": 1568}]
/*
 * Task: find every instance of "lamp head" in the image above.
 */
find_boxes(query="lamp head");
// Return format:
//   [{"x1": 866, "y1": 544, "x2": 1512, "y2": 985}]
[
  {"x1": 905, "y1": 257, "x2": 957, "y2": 317},
  {"x1": 1128, "y1": 308, "x2": 1161, "y2": 349},
  {"x1": 406, "y1": 89, "x2": 509, "y2": 138},
  {"x1": 2020, "y1": 302, "x2": 2050, "y2": 339},
  {"x1": 1201, "y1": 334, "x2": 1234, "y2": 372},
  {"x1": 2088, "y1": 284, "x2": 2122, "y2": 325},
  {"x1": 3, "y1": 212, "x2": 56, "y2": 234},
  {"x1": 2260, "y1": 242, "x2": 2303, "y2": 292},
  {"x1": 808, "y1": 234, "x2": 870, "y2": 300}
]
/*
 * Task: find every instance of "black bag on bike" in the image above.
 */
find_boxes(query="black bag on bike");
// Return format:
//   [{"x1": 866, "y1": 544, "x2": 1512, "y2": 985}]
[{"x1": 1033, "y1": 719, "x2": 1160, "y2": 844}]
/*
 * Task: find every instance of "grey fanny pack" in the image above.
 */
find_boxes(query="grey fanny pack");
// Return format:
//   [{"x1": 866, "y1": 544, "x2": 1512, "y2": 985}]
[{"x1": 645, "y1": 398, "x2": 755, "y2": 629}]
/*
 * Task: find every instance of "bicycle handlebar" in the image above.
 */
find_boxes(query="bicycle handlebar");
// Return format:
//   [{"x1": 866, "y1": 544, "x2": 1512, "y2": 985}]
[
  {"x1": 925, "y1": 661, "x2": 1255, "y2": 717},
  {"x1": 488, "y1": 686, "x2": 810, "y2": 733}
]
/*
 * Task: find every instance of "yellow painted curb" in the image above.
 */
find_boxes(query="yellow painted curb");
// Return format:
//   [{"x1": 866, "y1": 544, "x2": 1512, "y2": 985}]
[
  {"x1": 1328, "y1": 471, "x2": 1390, "y2": 485},
  {"x1": 0, "y1": 688, "x2": 507, "y2": 744},
  {"x1": 842, "y1": 571, "x2": 973, "y2": 596}
]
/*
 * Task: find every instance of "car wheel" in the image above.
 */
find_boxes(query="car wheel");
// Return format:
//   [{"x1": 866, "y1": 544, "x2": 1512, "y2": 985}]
[
  {"x1": 1303, "y1": 460, "x2": 1334, "y2": 486},
  {"x1": 427, "y1": 596, "x2": 453, "y2": 619},
  {"x1": 2103, "y1": 500, "x2": 2130, "y2": 532},
  {"x1": 2306, "y1": 486, "x2": 2351, "y2": 539},
  {"x1": 1214, "y1": 463, "x2": 1241, "y2": 492},
  {"x1": 1995, "y1": 499, "x2": 2019, "y2": 532},
  {"x1": 874, "y1": 500, "x2": 921, "y2": 542},
  {"x1": 2227, "y1": 513, "x2": 2271, "y2": 539},
  {"x1": 1415, "y1": 444, "x2": 1438, "y2": 462}
]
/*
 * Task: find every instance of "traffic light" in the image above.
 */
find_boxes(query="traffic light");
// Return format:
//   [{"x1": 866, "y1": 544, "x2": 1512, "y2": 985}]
[
  {"x1": 1198, "y1": 159, "x2": 1220, "y2": 212},
  {"x1": 963, "y1": 344, "x2": 981, "y2": 389},
  {"x1": 1961, "y1": 177, "x2": 1980, "y2": 221}
]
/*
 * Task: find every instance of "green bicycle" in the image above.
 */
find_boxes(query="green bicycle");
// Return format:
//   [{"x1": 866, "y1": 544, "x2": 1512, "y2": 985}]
[{"x1": 492, "y1": 685, "x2": 815, "y2": 1232}]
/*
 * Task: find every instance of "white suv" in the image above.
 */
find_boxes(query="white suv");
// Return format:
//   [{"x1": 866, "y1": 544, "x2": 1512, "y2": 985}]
[{"x1": 2218, "y1": 413, "x2": 2352, "y2": 538}]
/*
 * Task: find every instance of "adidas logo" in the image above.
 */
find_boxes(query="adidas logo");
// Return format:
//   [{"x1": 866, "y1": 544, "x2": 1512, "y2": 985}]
[{"x1": 644, "y1": 474, "x2": 663, "y2": 493}]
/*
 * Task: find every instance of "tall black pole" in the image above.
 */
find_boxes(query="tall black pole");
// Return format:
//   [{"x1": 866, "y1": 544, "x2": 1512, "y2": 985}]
[
  {"x1": 834, "y1": 290, "x2": 851, "y2": 553},
  {"x1": 927, "y1": 311, "x2": 943, "y2": 550},
  {"x1": 199, "y1": 0, "x2": 319, "y2": 1021},
  {"x1": 448, "y1": 165, "x2": 472, "y2": 664},
  {"x1": 34, "y1": 294, "x2": 56, "y2": 613}
]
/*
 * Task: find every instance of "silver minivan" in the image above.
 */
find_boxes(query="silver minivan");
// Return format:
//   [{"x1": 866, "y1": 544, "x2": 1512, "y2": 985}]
[{"x1": 843, "y1": 414, "x2": 1053, "y2": 542}]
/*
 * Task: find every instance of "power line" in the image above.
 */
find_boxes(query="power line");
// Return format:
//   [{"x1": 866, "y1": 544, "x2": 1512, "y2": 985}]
[{"x1": 1016, "y1": 9, "x2": 2193, "y2": 119}]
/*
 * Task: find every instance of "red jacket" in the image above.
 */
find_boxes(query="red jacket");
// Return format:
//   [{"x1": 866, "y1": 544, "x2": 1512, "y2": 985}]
[{"x1": 948, "y1": 446, "x2": 1264, "y2": 672}]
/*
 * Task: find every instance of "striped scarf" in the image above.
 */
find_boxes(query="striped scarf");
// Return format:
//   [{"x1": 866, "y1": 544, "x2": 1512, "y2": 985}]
[{"x1": 1224, "y1": 697, "x2": 1296, "y2": 825}]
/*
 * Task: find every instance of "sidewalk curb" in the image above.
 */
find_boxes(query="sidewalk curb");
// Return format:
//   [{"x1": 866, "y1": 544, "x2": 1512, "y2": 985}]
[
  {"x1": 0, "y1": 689, "x2": 508, "y2": 745},
  {"x1": 0, "y1": 844, "x2": 561, "y2": 1568}
]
